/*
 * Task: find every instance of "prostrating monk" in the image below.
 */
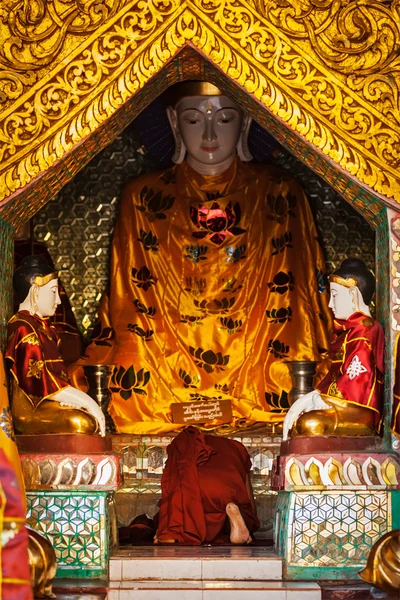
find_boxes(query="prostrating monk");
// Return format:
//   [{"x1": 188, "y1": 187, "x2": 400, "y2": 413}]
[
  {"x1": 6, "y1": 256, "x2": 105, "y2": 436},
  {"x1": 71, "y1": 81, "x2": 331, "y2": 435},
  {"x1": 124, "y1": 427, "x2": 259, "y2": 545},
  {"x1": 283, "y1": 259, "x2": 384, "y2": 439}
]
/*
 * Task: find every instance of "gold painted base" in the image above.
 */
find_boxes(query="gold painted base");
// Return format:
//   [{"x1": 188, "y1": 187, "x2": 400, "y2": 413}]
[
  {"x1": 359, "y1": 529, "x2": 400, "y2": 592},
  {"x1": 291, "y1": 397, "x2": 375, "y2": 438},
  {"x1": 12, "y1": 384, "x2": 99, "y2": 435},
  {"x1": 28, "y1": 527, "x2": 57, "y2": 599}
]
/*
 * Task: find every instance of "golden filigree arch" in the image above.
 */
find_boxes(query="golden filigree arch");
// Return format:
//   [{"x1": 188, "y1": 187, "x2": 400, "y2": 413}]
[{"x1": 0, "y1": 0, "x2": 399, "y2": 222}]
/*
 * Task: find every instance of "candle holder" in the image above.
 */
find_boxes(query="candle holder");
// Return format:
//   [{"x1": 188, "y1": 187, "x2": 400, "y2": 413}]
[{"x1": 83, "y1": 364, "x2": 116, "y2": 434}]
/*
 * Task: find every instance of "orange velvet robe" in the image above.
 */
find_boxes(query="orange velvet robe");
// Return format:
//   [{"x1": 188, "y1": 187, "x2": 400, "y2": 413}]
[
  {"x1": 157, "y1": 427, "x2": 259, "y2": 544},
  {"x1": 317, "y1": 312, "x2": 384, "y2": 428},
  {"x1": 76, "y1": 159, "x2": 330, "y2": 433}
]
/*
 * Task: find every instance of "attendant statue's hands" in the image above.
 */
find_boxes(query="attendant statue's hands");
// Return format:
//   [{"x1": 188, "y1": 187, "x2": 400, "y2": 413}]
[
  {"x1": 282, "y1": 391, "x2": 329, "y2": 441},
  {"x1": 51, "y1": 387, "x2": 106, "y2": 436}
]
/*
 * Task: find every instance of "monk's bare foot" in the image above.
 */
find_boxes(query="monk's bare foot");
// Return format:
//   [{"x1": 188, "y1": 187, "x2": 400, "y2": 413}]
[
  {"x1": 226, "y1": 503, "x2": 252, "y2": 544},
  {"x1": 154, "y1": 532, "x2": 177, "y2": 544}
]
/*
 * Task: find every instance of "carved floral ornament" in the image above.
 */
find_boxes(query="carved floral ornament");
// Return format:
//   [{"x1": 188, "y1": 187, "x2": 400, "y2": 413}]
[{"x1": 0, "y1": 0, "x2": 400, "y2": 210}]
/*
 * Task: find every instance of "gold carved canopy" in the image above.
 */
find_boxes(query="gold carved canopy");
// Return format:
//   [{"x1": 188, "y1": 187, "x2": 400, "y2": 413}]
[{"x1": 0, "y1": 0, "x2": 400, "y2": 224}]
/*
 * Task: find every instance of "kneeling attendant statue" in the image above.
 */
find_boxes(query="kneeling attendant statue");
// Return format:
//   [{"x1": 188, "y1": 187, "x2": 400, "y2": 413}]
[
  {"x1": 6, "y1": 256, "x2": 105, "y2": 436},
  {"x1": 283, "y1": 258, "x2": 384, "y2": 440}
]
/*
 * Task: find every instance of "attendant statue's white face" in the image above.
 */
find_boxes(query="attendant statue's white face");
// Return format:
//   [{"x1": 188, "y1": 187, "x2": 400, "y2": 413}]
[
  {"x1": 167, "y1": 94, "x2": 252, "y2": 175},
  {"x1": 36, "y1": 279, "x2": 61, "y2": 318},
  {"x1": 329, "y1": 282, "x2": 364, "y2": 320},
  {"x1": 23, "y1": 279, "x2": 61, "y2": 318}
]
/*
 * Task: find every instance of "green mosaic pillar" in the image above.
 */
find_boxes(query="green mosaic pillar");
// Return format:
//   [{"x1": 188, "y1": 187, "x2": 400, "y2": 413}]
[
  {"x1": 0, "y1": 218, "x2": 13, "y2": 350},
  {"x1": 275, "y1": 489, "x2": 397, "y2": 581},
  {"x1": 26, "y1": 490, "x2": 116, "y2": 579}
]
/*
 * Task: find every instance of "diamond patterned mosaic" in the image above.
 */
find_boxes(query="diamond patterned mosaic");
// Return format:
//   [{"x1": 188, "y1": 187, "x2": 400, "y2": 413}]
[
  {"x1": 33, "y1": 125, "x2": 375, "y2": 338},
  {"x1": 26, "y1": 490, "x2": 112, "y2": 578},
  {"x1": 287, "y1": 491, "x2": 390, "y2": 567}
]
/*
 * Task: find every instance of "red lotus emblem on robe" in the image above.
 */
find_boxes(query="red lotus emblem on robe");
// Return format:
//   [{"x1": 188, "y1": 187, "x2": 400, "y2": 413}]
[{"x1": 190, "y1": 202, "x2": 246, "y2": 246}]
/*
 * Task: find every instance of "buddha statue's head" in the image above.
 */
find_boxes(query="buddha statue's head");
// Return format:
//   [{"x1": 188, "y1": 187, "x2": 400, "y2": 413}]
[
  {"x1": 14, "y1": 255, "x2": 61, "y2": 318},
  {"x1": 166, "y1": 81, "x2": 252, "y2": 175},
  {"x1": 328, "y1": 258, "x2": 375, "y2": 320}
]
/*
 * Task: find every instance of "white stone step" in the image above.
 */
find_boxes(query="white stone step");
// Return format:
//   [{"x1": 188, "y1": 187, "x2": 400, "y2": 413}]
[
  {"x1": 107, "y1": 580, "x2": 321, "y2": 600},
  {"x1": 110, "y1": 546, "x2": 282, "y2": 582}
]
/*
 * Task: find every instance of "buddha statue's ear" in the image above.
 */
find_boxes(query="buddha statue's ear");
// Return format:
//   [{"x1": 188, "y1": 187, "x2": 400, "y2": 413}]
[
  {"x1": 28, "y1": 284, "x2": 39, "y2": 316},
  {"x1": 166, "y1": 106, "x2": 187, "y2": 164},
  {"x1": 237, "y1": 115, "x2": 253, "y2": 162}
]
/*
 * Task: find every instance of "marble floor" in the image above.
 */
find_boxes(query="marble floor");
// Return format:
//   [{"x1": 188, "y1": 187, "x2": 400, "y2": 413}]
[
  {"x1": 107, "y1": 546, "x2": 320, "y2": 599},
  {"x1": 110, "y1": 545, "x2": 283, "y2": 582},
  {"x1": 52, "y1": 548, "x2": 399, "y2": 599}
]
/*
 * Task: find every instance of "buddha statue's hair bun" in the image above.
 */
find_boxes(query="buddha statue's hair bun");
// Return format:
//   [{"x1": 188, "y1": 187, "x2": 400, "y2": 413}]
[
  {"x1": 333, "y1": 258, "x2": 375, "y2": 306},
  {"x1": 14, "y1": 255, "x2": 57, "y2": 305}
]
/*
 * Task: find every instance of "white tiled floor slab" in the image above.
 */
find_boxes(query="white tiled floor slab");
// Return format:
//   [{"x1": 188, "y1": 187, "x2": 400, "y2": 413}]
[
  {"x1": 107, "y1": 580, "x2": 321, "y2": 599},
  {"x1": 119, "y1": 591, "x2": 203, "y2": 600},
  {"x1": 121, "y1": 558, "x2": 202, "y2": 580},
  {"x1": 202, "y1": 558, "x2": 281, "y2": 580},
  {"x1": 111, "y1": 546, "x2": 282, "y2": 582},
  {"x1": 203, "y1": 592, "x2": 285, "y2": 600}
]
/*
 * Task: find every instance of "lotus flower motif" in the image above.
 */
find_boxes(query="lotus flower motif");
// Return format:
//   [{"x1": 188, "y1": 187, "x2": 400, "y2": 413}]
[
  {"x1": 90, "y1": 321, "x2": 115, "y2": 347},
  {"x1": 190, "y1": 201, "x2": 246, "y2": 246},
  {"x1": 189, "y1": 346, "x2": 230, "y2": 374},
  {"x1": 267, "y1": 339, "x2": 289, "y2": 359},
  {"x1": 110, "y1": 365, "x2": 150, "y2": 400},
  {"x1": 268, "y1": 271, "x2": 295, "y2": 294}
]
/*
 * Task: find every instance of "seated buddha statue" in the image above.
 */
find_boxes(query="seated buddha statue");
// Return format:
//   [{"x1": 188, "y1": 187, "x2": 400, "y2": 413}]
[
  {"x1": 283, "y1": 258, "x2": 384, "y2": 440},
  {"x1": 71, "y1": 81, "x2": 331, "y2": 435},
  {"x1": 5, "y1": 256, "x2": 105, "y2": 436}
]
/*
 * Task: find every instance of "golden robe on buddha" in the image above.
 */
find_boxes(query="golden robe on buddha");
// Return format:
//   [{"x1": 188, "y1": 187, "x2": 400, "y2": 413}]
[{"x1": 77, "y1": 158, "x2": 331, "y2": 434}]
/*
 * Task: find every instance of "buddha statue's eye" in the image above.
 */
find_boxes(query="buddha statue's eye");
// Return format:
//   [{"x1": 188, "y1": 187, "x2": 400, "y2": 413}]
[
  {"x1": 181, "y1": 109, "x2": 202, "y2": 125},
  {"x1": 216, "y1": 108, "x2": 238, "y2": 124}
]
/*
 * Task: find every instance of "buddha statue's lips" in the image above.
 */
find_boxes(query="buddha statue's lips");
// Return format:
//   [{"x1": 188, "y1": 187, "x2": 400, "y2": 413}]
[{"x1": 201, "y1": 146, "x2": 218, "y2": 151}]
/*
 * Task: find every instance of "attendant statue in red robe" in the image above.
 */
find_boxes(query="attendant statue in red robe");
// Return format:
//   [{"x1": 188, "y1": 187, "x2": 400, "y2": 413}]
[
  {"x1": 283, "y1": 259, "x2": 384, "y2": 439},
  {"x1": 14, "y1": 220, "x2": 83, "y2": 365},
  {"x1": 5, "y1": 256, "x2": 105, "y2": 436}
]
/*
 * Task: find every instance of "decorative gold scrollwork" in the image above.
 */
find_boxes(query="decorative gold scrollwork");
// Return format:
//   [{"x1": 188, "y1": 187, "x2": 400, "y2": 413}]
[
  {"x1": 0, "y1": 0, "x2": 123, "y2": 104},
  {"x1": 0, "y1": 0, "x2": 399, "y2": 206}
]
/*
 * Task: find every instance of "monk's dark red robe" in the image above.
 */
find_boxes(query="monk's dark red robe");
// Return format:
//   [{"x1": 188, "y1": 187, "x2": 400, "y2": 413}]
[{"x1": 157, "y1": 427, "x2": 259, "y2": 544}]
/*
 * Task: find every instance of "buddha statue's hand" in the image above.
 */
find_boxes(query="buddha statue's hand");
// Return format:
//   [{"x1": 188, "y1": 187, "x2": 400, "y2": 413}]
[
  {"x1": 282, "y1": 391, "x2": 329, "y2": 441},
  {"x1": 51, "y1": 386, "x2": 106, "y2": 436}
]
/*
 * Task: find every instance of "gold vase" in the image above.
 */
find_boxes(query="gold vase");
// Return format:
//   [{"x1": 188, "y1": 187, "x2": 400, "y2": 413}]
[
  {"x1": 83, "y1": 364, "x2": 116, "y2": 434},
  {"x1": 285, "y1": 360, "x2": 318, "y2": 406}
]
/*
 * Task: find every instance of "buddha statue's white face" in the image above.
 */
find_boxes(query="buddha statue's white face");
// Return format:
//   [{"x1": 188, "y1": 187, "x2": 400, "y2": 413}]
[
  {"x1": 329, "y1": 282, "x2": 358, "y2": 320},
  {"x1": 32, "y1": 279, "x2": 61, "y2": 318},
  {"x1": 167, "y1": 95, "x2": 252, "y2": 175}
]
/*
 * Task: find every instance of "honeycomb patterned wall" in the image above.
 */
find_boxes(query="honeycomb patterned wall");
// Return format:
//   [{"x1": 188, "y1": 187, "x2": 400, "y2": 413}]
[{"x1": 33, "y1": 123, "x2": 375, "y2": 338}]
